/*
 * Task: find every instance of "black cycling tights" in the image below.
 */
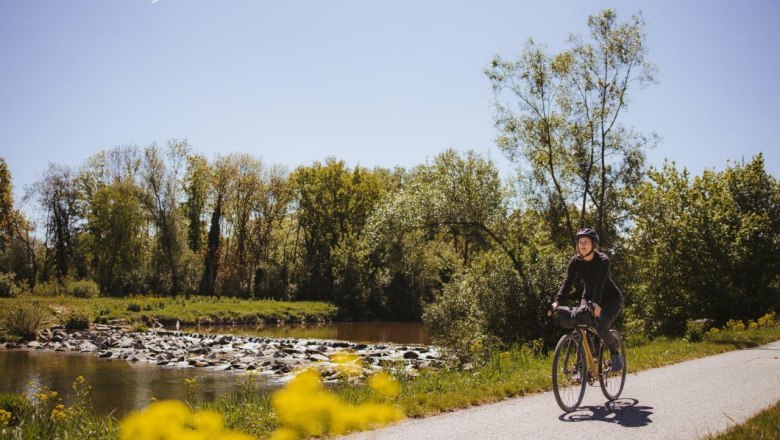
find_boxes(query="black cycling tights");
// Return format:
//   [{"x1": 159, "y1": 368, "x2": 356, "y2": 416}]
[{"x1": 595, "y1": 297, "x2": 624, "y2": 356}]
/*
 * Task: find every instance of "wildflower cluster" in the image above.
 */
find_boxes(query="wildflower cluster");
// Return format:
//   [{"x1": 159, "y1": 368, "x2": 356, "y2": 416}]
[
  {"x1": 119, "y1": 400, "x2": 254, "y2": 440},
  {"x1": 706, "y1": 312, "x2": 778, "y2": 338},
  {"x1": 270, "y1": 369, "x2": 403, "y2": 440},
  {"x1": 0, "y1": 409, "x2": 11, "y2": 427}
]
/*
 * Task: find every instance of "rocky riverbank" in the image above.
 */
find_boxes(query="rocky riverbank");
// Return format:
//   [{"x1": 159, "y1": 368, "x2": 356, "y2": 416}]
[{"x1": 1, "y1": 325, "x2": 448, "y2": 380}]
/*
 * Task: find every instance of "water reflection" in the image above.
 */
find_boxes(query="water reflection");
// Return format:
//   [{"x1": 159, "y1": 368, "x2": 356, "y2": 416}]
[
  {"x1": 182, "y1": 321, "x2": 430, "y2": 345},
  {"x1": 0, "y1": 350, "x2": 278, "y2": 417}
]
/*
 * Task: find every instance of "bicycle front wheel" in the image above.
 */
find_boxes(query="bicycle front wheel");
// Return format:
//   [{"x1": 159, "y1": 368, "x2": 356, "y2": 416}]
[
  {"x1": 598, "y1": 329, "x2": 626, "y2": 400},
  {"x1": 552, "y1": 333, "x2": 586, "y2": 412}
]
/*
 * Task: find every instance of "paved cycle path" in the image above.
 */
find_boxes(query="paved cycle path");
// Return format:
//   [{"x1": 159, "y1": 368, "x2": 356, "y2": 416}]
[{"x1": 344, "y1": 340, "x2": 780, "y2": 440}]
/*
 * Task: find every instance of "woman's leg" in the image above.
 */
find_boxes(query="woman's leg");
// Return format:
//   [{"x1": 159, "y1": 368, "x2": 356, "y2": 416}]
[{"x1": 595, "y1": 297, "x2": 623, "y2": 355}]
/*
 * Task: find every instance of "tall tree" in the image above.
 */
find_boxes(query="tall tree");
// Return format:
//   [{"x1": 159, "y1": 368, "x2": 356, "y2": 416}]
[
  {"x1": 199, "y1": 155, "x2": 236, "y2": 296},
  {"x1": 35, "y1": 164, "x2": 84, "y2": 279},
  {"x1": 141, "y1": 141, "x2": 189, "y2": 296},
  {"x1": 0, "y1": 158, "x2": 12, "y2": 251},
  {"x1": 485, "y1": 9, "x2": 656, "y2": 247}
]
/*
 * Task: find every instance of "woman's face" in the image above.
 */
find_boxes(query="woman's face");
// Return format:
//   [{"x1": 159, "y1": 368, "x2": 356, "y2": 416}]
[{"x1": 577, "y1": 237, "x2": 593, "y2": 256}]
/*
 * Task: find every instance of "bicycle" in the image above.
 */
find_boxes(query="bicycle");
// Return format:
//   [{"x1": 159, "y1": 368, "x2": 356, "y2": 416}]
[{"x1": 549, "y1": 305, "x2": 627, "y2": 412}]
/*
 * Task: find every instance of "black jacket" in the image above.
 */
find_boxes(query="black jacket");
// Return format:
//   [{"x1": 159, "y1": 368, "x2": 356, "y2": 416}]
[{"x1": 555, "y1": 252, "x2": 622, "y2": 306}]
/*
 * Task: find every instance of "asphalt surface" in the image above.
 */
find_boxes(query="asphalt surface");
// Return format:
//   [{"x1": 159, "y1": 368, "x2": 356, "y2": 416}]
[{"x1": 344, "y1": 340, "x2": 780, "y2": 440}]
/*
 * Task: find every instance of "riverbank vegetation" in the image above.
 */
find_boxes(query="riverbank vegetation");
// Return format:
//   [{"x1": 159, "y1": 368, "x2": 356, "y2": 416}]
[
  {"x1": 2, "y1": 315, "x2": 778, "y2": 439},
  {"x1": 0, "y1": 296, "x2": 337, "y2": 341}
]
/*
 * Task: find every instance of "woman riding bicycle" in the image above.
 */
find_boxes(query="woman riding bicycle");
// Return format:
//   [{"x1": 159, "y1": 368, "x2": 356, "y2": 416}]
[{"x1": 552, "y1": 228, "x2": 624, "y2": 371}]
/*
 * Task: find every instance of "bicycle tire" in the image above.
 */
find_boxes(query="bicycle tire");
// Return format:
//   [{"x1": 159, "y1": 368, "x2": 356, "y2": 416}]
[
  {"x1": 598, "y1": 329, "x2": 626, "y2": 400},
  {"x1": 552, "y1": 333, "x2": 586, "y2": 412}
]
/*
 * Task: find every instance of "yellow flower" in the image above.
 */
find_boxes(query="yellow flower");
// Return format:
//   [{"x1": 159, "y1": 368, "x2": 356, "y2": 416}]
[
  {"x1": 0, "y1": 409, "x2": 11, "y2": 427},
  {"x1": 368, "y1": 372, "x2": 401, "y2": 399},
  {"x1": 118, "y1": 400, "x2": 254, "y2": 440},
  {"x1": 330, "y1": 352, "x2": 362, "y2": 377},
  {"x1": 51, "y1": 404, "x2": 68, "y2": 422},
  {"x1": 270, "y1": 368, "x2": 404, "y2": 439}
]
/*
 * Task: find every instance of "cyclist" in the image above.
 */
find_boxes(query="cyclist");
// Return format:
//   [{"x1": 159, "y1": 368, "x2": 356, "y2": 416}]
[{"x1": 552, "y1": 228, "x2": 624, "y2": 371}]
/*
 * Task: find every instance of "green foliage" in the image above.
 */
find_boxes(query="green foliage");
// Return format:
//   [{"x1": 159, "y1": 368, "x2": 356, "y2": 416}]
[
  {"x1": 485, "y1": 9, "x2": 656, "y2": 246},
  {"x1": 67, "y1": 280, "x2": 100, "y2": 298},
  {"x1": 290, "y1": 158, "x2": 392, "y2": 303},
  {"x1": 32, "y1": 279, "x2": 66, "y2": 296},
  {"x1": 0, "y1": 272, "x2": 20, "y2": 298},
  {"x1": 685, "y1": 320, "x2": 708, "y2": 343},
  {"x1": 629, "y1": 155, "x2": 780, "y2": 335},
  {"x1": 62, "y1": 309, "x2": 91, "y2": 331},
  {"x1": 2, "y1": 303, "x2": 44, "y2": 340}
]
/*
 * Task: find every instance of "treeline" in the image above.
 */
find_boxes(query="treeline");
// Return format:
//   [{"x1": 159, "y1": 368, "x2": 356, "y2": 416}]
[{"x1": 0, "y1": 10, "x2": 778, "y2": 350}]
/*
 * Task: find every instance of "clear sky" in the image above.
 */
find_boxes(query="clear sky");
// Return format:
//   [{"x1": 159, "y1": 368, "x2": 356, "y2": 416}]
[{"x1": 2, "y1": 0, "x2": 779, "y2": 203}]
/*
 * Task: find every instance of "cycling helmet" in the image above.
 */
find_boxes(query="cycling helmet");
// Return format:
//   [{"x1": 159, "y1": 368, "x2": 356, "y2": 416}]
[{"x1": 576, "y1": 228, "x2": 599, "y2": 244}]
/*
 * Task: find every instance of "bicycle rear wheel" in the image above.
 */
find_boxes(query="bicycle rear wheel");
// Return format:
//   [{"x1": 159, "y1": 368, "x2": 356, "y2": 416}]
[
  {"x1": 552, "y1": 333, "x2": 586, "y2": 412},
  {"x1": 598, "y1": 329, "x2": 626, "y2": 400}
]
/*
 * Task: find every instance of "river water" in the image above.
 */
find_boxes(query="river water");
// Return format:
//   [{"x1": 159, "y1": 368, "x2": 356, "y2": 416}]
[{"x1": 0, "y1": 321, "x2": 429, "y2": 417}]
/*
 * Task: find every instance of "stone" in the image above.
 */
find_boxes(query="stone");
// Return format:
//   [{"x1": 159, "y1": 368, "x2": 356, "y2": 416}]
[{"x1": 403, "y1": 351, "x2": 420, "y2": 360}]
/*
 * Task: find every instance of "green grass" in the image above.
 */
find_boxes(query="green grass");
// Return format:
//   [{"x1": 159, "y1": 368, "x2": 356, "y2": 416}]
[
  {"x1": 0, "y1": 295, "x2": 338, "y2": 330},
  {"x1": 702, "y1": 400, "x2": 780, "y2": 440}
]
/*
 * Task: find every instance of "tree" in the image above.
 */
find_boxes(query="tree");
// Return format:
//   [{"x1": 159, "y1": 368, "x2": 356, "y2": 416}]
[
  {"x1": 628, "y1": 155, "x2": 780, "y2": 335},
  {"x1": 86, "y1": 180, "x2": 146, "y2": 296},
  {"x1": 183, "y1": 153, "x2": 210, "y2": 253},
  {"x1": 34, "y1": 164, "x2": 85, "y2": 280},
  {"x1": 0, "y1": 158, "x2": 12, "y2": 254},
  {"x1": 485, "y1": 9, "x2": 656, "y2": 247},
  {"x1": 290, "y1": 159, "x2": 388, "y2": 301},
  {"x1": 141, "y1": 141, "x2": 190, "y2": 296},
  {"x1": 199, "y1": 155, "x2": 235, "y2": 296}
]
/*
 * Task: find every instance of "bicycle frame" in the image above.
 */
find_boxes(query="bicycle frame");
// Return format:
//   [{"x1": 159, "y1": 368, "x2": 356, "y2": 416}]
[{"x1": 575, "y1": 326, "x2": 599, "y2": 383}]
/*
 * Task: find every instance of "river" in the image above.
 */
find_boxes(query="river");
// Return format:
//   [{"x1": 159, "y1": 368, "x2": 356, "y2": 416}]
[{"x1": 0, "y1": 321, "x2": 429, "y2": 417}]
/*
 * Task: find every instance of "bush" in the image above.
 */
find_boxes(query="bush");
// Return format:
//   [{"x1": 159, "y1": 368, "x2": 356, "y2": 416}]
[
  {"x1": 126, "y1": 302, "x2": 142, "y2": 312},
  {"x1": 32, "y1": 280, "x2": 66, "y2": 296},
  {"x1": 0, "y1": 273, "x2": 20, "y2": 298},
  {"x1": 0, "y1": 393, "x2": 31, "y2": 427},
  {"x1": 3, "y1": 304, "x2": 44, "y2": 341},
  {"x1": 685, "y1": 320, "x2": 708, "y2": 342},
  {"x1": 68, "y1": 280, "x2": 99, "y2": 298},
  {"x1": 423, "y1": 249, "x2": 560, "y2": 362},
  {"x1": 62, "y1": 309, "x2": 91, "y2": 331}
]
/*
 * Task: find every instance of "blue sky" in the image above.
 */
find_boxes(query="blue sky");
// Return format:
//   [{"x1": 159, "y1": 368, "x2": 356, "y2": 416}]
[{"x1": 1, "y1": 0, "x2": 779, "y2": 203}]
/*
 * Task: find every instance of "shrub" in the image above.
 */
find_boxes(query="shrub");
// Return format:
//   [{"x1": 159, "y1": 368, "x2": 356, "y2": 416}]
[
  {"x1": 3, "y1": 304, "x2": 45, "y2": 340},
  {"x1": 33, "y1": 280, "x2": 66, "y2": 296},
  {"x1": 725, "y1": 319, "x2": 746, "y2": 332},
  {"x1": 0, "y1": 393, "x2": 31, "y2": 427},
  {"x1": 68, "y1": 280, "x2": 100, "y2": 298},
  {"x1": 126, "y1": 302, "x2": 142, "y2": 312},
  {"x1": 62, "y1": 310, "x2": 91, "y2": 331},
  {"x1": 756, "y1": 311, "x2": 777, "y2": 328},
  {"x1": 685, "y1": 320, "x2": 707, "y2": 343},
  {"x1": 0, "y1": 273, "x2": 20, "y2": 298}
]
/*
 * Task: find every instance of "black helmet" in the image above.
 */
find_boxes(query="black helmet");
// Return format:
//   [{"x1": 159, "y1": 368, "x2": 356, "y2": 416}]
[{"x1": 576, "y1": 228, "x2": 599, "y2": 244}]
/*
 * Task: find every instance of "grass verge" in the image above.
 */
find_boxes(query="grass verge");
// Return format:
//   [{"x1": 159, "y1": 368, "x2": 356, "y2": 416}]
[{"x1": 702, "y1": 400, "x2": 780, "y2": 440}]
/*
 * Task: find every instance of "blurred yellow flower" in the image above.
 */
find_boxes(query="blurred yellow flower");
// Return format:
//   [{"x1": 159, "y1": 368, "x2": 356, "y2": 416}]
[
  {"x1": 271, "y1": 368, "x2": 404, "y2": 439},
  {"x1": 118, "y1": 400, "x2": 254, "y2": 440},
  {"x1": 330, "y1": 352, "x2": 362, "y2": 377},
  {"x1": 0, "y1": 409, "x2": 11, "y2": 427},
  {"x1": 368, "y1": 372, "x2": 401, "y2": 399}
]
